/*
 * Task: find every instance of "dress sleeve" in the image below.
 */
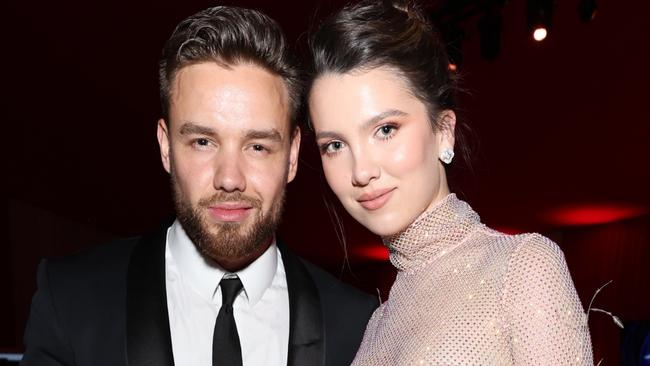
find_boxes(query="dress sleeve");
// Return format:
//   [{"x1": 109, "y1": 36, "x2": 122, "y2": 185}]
[
  {"x1": 21, "y1": 260, "x2": 75, "y2": 366},
  {"x1": 502, "y1": 234, "x2": 593, "y2": 365}
]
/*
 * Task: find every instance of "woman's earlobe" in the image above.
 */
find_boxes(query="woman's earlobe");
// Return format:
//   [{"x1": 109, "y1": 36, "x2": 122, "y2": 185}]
[{"x1": 439, "y1": 148, "x2": 455, "y2": 164}]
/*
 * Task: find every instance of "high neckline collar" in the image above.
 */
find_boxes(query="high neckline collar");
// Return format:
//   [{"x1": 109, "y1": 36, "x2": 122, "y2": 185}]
[{"x1": 383, "y1": 193, "x2": 481, "y2": 271}]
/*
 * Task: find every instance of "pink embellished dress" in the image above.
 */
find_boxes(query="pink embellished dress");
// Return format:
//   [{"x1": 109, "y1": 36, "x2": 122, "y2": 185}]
[{"x1": 352, "y1": 194, "x2": 593, "y2": 365}]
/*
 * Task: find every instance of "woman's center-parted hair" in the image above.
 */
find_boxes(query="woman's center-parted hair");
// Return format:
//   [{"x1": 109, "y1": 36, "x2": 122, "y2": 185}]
[
  {"x1": 308, "y1": 0, "x2": 472, "y2": 170},
  {"x1": 159, "y1": 6, "x2": 303, "y2": 132}
]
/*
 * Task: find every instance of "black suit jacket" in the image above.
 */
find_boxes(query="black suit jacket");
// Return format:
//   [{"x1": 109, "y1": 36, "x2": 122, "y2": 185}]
[{"x1": 21, "y1": 226, "x2": 378, "y2": 366}]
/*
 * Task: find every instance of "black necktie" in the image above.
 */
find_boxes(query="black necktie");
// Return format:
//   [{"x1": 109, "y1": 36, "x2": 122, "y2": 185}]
[{"x1": 213, "y1": 277, "x2": 244, "y2": 366}]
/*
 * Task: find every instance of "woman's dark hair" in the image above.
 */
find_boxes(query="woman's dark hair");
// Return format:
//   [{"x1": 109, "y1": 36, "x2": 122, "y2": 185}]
[
  {"x1": 308, "y1": 0, "x2": 471, "y2": 169},
  {"x1": 159, "y1": 6, "x2": 302, "y2": 131}
]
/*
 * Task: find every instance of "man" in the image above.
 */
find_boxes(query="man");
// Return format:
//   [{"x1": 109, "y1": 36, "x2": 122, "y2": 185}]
[{"x1": 21, "y1": 6, "x2": 377, "y2": 366}]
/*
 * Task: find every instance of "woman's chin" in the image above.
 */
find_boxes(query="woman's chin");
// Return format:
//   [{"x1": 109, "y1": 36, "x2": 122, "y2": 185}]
[
  {"x1": 360, "y1": 217, "x2": 410, "y2": 238},
  {"x1": 347, "y1": 205, "x2": 418, "y2": 237}
]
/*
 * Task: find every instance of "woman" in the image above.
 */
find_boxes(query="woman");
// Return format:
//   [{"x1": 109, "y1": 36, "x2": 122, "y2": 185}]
[{"x1": 307, "y1": 1, "x2": 593, "y2": 365}]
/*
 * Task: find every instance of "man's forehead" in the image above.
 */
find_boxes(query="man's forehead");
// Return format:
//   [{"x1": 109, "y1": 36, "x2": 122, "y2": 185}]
[
  {"x1": 168, "y1": 62, "x2": 292, "y2": 133},
  {"x1": 170, "y1": 62, "x2": 289, "y2": 106}
]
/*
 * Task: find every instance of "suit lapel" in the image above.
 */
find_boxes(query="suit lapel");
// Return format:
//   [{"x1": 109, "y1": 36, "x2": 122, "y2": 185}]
[
  {"x1": 278, "y1": 242, "x2": 325, "y2": 366},
  {"x1": 124, "y1": 230, "x2": 323, "y2": 366},
  {"x1": 126, "y1": 227, "x2": 175, "y2": 366}
]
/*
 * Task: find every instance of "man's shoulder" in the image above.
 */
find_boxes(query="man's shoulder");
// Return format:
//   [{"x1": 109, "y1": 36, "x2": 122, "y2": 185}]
[
  {"x1": 35, "y1": 237, "x2": 143, "y2": 305},
  {"x1": 297, "y1": 257, "x2": 378, "y2": 308},
  {"x1": 45, "y1": 236, "x2": 140, "y2": 278},
  {"x1": 44, "y1": 222, "x2": 169, "y2": 279},
  {"x1": 292, "y1": 254, "x2": 378, "y2": 364},
  {"x1": 23, "y1": 237, "x2": 148, "y2": 365}
]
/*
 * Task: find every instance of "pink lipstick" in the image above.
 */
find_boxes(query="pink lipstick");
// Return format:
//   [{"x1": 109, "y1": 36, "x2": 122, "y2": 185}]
[{"x1": 357, "y1": 187, "x2": 396, "y2": 211}]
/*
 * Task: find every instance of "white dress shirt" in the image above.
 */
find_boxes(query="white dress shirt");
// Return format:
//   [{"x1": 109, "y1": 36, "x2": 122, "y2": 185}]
[{"x1": 165, "y1": 220, "x2": 290, "y2": 366}]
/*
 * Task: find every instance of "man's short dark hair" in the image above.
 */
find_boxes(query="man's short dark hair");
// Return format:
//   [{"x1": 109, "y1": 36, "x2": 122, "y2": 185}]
[{"x1": 159, "y1": 6, "x2": 302, "y2": 131}]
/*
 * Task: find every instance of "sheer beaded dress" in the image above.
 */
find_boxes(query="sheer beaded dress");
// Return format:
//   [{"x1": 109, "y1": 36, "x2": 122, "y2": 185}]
[{"x1": 352, "y1": 194, "x2": 593, "y2": 365}]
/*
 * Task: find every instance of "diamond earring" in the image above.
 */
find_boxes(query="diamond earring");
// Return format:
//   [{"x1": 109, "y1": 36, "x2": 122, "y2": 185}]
[{"x1": 439, "y1": 148, "x2": 454, "y2": 164}]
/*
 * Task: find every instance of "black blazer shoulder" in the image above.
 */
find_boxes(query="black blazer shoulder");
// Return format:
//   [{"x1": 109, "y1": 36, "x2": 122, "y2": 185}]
[
  {"x1": 278, "y1": 243, "x2": 378, "y2": 366},
  {"x1": 22, "y1": 237, "x2": 139, "y2": 366},
  {"x1": 22, "y1": 230, "x2": 378, "y2": 366},
  {"x1": 303, "y1": 260, "x2": 378, "y2": 365},
  {"x1": 301, "y1": 258, "x2": 378, "y2": 312}
]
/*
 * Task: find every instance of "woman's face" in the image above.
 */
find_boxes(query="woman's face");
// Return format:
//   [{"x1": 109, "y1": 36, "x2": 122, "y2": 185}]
[{"x1": 309, "y1": 66, "x2": 455, "y2": 237}]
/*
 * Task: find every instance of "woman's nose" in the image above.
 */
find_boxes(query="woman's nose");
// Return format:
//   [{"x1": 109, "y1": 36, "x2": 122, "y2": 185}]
[{"x1": 351, "y1": 152, "x2": 380, "y2": 187}]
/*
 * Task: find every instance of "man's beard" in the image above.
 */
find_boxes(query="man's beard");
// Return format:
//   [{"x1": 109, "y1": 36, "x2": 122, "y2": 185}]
[{"x1": 172, "y1": 173, "x2": 285, "y2": 264}]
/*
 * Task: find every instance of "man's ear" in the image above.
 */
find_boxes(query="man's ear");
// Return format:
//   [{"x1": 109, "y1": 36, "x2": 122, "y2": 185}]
[
  {"x1": 287, "y1": 126, "x2": 301, "y2": 183},
  {"x1": 157, "y1": 118, "x2": 171, "y2": 174},
  {"x1": 436, "y1": 110, "x2": 457, "y2": 152}
]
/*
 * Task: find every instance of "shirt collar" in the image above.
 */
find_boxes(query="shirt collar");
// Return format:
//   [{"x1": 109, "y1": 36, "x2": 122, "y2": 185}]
[{"x1": 167, "y1": 219, "x2": 278, "y2": 307}]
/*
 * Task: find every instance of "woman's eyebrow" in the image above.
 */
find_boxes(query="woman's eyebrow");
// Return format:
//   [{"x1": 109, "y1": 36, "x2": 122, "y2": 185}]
[
  {"x1": 315, "y1": 130, "x2": 343, "y2": 141},
  {"x1": 315, "y1": 109, "x2": 407, "y2": 141},
  {"x1": 360, "y1": 109, "x2": 408, "y2": 131}
]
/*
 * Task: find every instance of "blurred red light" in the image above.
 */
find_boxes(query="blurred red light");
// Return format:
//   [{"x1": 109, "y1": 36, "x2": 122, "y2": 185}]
[
  {"x1": 352, "y1": 244, "x2": 389, "y2": 261},
  {"x1": 544, "y1": 204, "x2": 647, "y2": 226}
]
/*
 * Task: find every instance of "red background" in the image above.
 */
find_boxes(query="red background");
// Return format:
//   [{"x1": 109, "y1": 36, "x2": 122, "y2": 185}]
[{"x1": 3, "y1": 0, "x2": 649, "y2": 364}]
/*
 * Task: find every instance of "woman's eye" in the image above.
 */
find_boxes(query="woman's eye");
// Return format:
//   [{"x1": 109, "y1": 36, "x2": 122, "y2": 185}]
[
  {"x1": 376, "y1": 124, "x2": 398, "y2": 139},
  {"x1": 324, "y1": 140, "x2": 345, "y2": 154}
]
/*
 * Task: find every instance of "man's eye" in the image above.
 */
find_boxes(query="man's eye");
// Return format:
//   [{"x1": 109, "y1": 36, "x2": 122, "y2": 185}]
[
  {"x1": 248, "y1": 143, "x2": 275, "y2": 156},
  {"x1": 192, "y1": 138, "x2": 211, "y2": 149}
]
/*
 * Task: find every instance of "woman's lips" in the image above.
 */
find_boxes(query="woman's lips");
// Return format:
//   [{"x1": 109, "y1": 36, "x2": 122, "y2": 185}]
[
  {"x1": 208, "y1": 202, "x2": 254, "y2": 222},
  {"x1": 357, "y1": 188, "x2": 396, "y2": 211}
]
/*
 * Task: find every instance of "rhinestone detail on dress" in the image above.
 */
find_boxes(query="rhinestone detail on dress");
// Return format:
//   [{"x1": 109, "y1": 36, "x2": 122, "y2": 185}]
[{"x1": 352, "y1": 194, "x2": 593, "y2": 365}]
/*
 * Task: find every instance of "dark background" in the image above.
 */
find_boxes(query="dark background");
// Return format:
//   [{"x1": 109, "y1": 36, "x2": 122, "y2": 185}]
[{"x1": 3, "y1": 0, "x2": 649, "y2": 364}]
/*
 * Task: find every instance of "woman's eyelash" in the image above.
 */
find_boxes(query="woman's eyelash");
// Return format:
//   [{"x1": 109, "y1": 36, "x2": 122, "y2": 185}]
[
  {"x1": 319, "y1": 144, "x2": 328, "y2": 154},
  {"x1": 376, "y1": 123, "x2": 399, "y2": 139},
  {"x1": 320, "y1": 140, "x2": 344, "y2": 155}
]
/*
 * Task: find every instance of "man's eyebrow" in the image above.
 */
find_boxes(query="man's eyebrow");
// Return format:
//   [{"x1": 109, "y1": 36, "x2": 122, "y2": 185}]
[
  {"x1": 315, "y1": 109, "x2": 408, "y2": 141},
  {"x1": 179, "y1": 123, "x2": 283, "y2": 142},
  {"x1": 179, "y1": 122, "x2": 217, "y2": 136},
  {"x1": 244, "y1": 128, "x2": 283, "y2": 142}
]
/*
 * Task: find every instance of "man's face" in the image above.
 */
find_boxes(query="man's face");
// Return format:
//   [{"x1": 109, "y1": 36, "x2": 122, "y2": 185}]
[{"x1": 157, "y1": 62, "x2": 300, "y2": 271}]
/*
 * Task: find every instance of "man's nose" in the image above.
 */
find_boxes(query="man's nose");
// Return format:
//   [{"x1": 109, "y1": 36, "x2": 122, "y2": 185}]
[{"x1": 213, "y1": 152, "x2": 246, "y2": 193}]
